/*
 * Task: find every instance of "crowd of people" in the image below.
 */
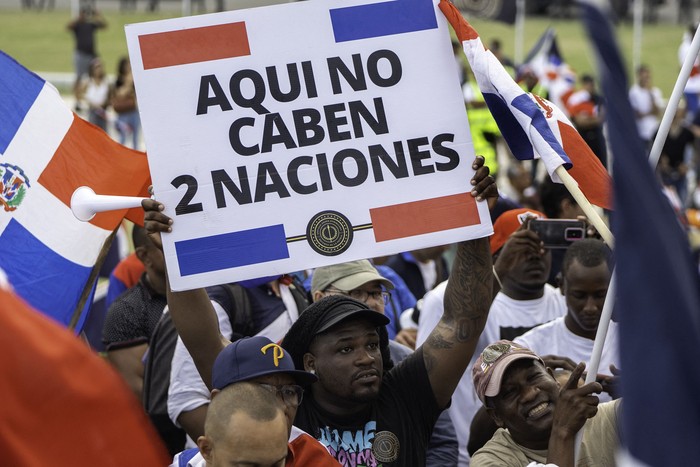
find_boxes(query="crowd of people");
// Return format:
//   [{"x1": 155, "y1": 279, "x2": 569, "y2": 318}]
[
  {"x1": 50, "y1": 9, "x2": 700, "y2": 466},
  {"x1": 87, "y1": 148, "x2": 633, "y2": 466},
  {"x1": 454, "y1": 25, "x2": 700, "y2": 228}
]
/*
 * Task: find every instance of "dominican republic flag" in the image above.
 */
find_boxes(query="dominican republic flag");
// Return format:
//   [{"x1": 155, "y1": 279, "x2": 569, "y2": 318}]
[
  {"x1": 0, "y1": 52, "x2": 151, "y2": 329},
  {"x1": 0, "y1": 279, "x2": 169, "y2": 465},
  {"x1": 439, "y1": 0, "x2": 612, "y2": 210},
  {"x1": 521, "y1": 27, "x2": 577, "y2": 111},
  {"x1": 581, "y1": 2, "x2": 700, "y2": 466}
]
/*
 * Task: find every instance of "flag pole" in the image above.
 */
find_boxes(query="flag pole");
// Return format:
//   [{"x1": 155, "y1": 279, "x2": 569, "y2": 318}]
[
  {"x1": 583, "y1": 272, "x2": 616, "y2": 383},
  {"x1": 67, "y1": 228, "x2": 118, "y2": 330},
  {"x1": 574, "y1": 271, "x2": 617, "y2": 464},
  {"x1": 571, "y1": 1, "x2": 618, "y2": 464},
  {"x1": 555, "y1": 163, "x2": 615, "y2": 467},
  {"x1": 648, "y1": 22, "x2": 700, "y2": 168},
  {"x1": 632, "y1": 0, "x2": 643, "y2": 75},
  {"x1": 514, "y1": 0, "x2": 525, "y2": 65},
  {"x1": 554, "y1": 165, "x2": 613, "y2": 248}
]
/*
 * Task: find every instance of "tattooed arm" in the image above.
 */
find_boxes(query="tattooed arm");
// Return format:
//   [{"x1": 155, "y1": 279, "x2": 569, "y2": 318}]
[{"x1": 422, "y1": 159, "x2": 495, "y2": 408}]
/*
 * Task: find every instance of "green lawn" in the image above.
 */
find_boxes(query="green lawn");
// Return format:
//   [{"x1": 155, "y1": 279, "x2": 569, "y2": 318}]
[
  {"x1": 0, "y1": 8, "x2": 688, "y2": 96},
  {"x1": 0, "y1": 9, "x2": 178, "y2": 75},
  {"x1": 458, "y1": 15, "x2": 687, "y2": 96}
]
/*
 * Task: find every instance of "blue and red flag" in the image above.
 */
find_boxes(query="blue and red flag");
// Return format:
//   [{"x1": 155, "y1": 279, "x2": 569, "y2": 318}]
[
  {"x1": 581, "y1": 2, "x2": 700, "y2": 466},
  {"x1": 0, "y1": 51, "x2": 151, "y2": 328},
  {"x1": 440, "y1": 0, "x2": 612, "y2": 210},
  {"x1": 521, "y1": 27, "x2": 577, "y2": 111}
]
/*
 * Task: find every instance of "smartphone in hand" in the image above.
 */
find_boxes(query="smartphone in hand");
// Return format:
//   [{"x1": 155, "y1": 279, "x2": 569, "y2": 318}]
[{"x1": 528, "y1": 219, "x2": 585, "y2": 249}]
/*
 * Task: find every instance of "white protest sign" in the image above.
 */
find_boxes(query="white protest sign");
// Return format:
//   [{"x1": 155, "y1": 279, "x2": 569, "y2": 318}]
[{"x1": 126, "y1": 0, "x2": 493, "y2": 291}]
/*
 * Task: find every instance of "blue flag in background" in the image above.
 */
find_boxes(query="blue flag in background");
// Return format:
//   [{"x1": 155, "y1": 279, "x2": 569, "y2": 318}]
[{"x1": 581, "y1": 3, "x2": 700, "y2": 466}]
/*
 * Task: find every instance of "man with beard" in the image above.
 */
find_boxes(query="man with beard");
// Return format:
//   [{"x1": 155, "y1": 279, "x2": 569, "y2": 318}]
[{"x1": 469, "y1": 340, "x2": 620, "y2": 467}]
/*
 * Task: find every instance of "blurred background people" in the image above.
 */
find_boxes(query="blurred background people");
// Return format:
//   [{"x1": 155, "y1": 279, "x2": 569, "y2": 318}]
[{"x1": 111, "y1": 56, "x2": 141, "y2": 149}]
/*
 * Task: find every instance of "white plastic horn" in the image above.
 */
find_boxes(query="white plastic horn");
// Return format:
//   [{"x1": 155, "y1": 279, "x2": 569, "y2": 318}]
[{"x1": 70, "y1": 186, "x2": 148, "y2": 222}]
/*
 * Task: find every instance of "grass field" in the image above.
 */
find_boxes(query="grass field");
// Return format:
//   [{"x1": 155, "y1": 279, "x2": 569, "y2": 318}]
[{"x1": 0, "y1": 8, "x2": 688, "y2": 95}]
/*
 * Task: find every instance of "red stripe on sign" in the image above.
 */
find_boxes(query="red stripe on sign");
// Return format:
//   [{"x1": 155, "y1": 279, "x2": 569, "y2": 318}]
[
  {"x1": 139, "y1": 22, "x2": 250, "y2": 70},
  {"x1": 370, "y1": 193, "x2": 481, "y2": 242}
]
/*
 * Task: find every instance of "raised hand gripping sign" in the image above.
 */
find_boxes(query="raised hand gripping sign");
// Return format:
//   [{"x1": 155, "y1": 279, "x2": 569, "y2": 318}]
[{"x1": 125, "y1": 0, "x2": 492, "y2": 291}]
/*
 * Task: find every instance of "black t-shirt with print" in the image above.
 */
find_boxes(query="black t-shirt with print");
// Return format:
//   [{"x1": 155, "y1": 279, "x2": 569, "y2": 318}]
[{"x1": 294, "y1": 347, "x2": 442, "y2": 467}]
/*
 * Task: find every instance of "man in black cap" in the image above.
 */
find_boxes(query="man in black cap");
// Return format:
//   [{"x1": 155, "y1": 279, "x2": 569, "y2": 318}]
[
  {"x1": 144, "y1": 155, "x2": 498, "y2": 466},
  {"x1": 306, "y1": 260, "x2": 459, "y2": 465}
]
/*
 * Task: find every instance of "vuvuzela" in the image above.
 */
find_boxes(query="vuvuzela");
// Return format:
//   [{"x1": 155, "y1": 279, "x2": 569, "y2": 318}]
[{"x1": 70, "y1": 186, "x2": 148, "y2": 222}]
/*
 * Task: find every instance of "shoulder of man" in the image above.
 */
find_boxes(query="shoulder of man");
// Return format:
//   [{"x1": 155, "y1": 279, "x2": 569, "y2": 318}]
[
  {"x1": 107, "y1": 279, "x2": 147, "y2": 311},
  {"x1": 472, "y1": 429, "x2": 543, "y2": 467}
]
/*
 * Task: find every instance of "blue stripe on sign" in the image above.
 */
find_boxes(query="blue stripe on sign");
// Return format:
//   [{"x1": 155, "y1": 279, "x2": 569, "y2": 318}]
[
  {"x1": 330, "y1": 0, "x2": 437, "y2": 43},
  {"x1": 0, "y1": 52, "x2": 45, "y2": 154},
  {"x1": 0, "y1": 218, "x2": 92, "y2": 326},
  {"x1": 175, "y1": 224, "x2": 290, "y2": 276}
]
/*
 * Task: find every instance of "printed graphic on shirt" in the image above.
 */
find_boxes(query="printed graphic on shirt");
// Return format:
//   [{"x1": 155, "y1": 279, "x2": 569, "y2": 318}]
[{"x1": 319, "y1": 420, "x2": 399, "y2": 466}]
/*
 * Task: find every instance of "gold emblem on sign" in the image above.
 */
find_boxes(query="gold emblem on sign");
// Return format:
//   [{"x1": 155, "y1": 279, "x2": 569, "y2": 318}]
[{"x1": 306, "y1": 211, "x2": 353, "y2": 256}]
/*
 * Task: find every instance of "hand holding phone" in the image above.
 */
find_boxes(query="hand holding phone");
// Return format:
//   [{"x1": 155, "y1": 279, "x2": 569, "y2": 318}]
[{"x1": 527, "y1": 219, "x2": 585, "y2": 249}]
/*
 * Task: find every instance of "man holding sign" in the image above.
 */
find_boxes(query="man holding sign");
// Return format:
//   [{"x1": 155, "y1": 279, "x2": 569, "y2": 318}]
[
  {"x1": 143, "y1": 156, "x2": 496, "y2": 466},
  {"x1": 133, "y1": 0, "x2": 496, "y2": 463}
]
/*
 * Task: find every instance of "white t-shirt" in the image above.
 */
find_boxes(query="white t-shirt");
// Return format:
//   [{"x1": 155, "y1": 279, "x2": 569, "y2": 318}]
[
  {"x1": 679, "y1": 34, "x2": 700, "y2": 93},
  {"x1": 514, "y1": 317, "x2": 620, "y2": 402},
  {"x1": 416, "y1": 259, "x2": 437, "y2": 298},
  {"x1": 482, "y1": 284, "x2": 567, "y2": 346},
  {"x1": 82, "y1": 78, "x2": 110, "y2": 108},
  {"x1": 168, "y1": 300, "x2": 233, "y2": 428},
  {"x1": 628, "y1": 84, "x2": 664, "y2": 141}
]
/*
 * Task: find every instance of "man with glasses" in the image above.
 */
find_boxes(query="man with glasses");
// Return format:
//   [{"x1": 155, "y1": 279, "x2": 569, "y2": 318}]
[
  {"x1": 170, "y1": 335, "x2": 340, "y2": 466},
  {"x1": 310, "y1": 259, "x2": 414, "y2": 345},
  {"x1": 310, "y1": 260, "x2": 393, "y2": 313}
]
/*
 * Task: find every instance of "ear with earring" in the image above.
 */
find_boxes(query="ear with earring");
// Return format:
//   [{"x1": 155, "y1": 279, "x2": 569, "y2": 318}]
[{"x1": 308, "y1": 369, "x2": 316, "y2": 375}]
